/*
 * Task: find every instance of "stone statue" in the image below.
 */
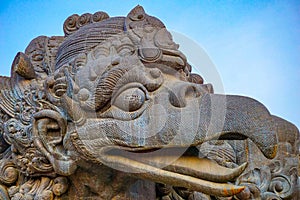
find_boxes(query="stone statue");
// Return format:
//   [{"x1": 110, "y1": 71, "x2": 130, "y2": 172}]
[{"x1": 0, "y1": 5, "x2": 299, "y2": 199}]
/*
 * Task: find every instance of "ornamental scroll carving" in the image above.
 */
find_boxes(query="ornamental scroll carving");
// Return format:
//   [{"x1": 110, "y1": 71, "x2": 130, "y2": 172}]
[{"x1": 0, "y1": 6, "x2": 299, "y2": 200}]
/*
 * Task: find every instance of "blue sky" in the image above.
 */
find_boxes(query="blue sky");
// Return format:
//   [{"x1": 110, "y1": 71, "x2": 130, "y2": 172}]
[{"x1": 0, "y1": 0, "x2": 299, "y2": 128}]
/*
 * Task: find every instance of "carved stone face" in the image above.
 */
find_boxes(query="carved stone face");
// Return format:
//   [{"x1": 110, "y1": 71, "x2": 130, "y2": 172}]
[
  {"x1": 0, "y1": 5, "x2": 298, "y2": 200},
  {"x1": 46, "y1": 15, "x2": 279, "y2": 197},
  {"x1": 64, "y1": 32, "x2": 212, "y2": 153}
]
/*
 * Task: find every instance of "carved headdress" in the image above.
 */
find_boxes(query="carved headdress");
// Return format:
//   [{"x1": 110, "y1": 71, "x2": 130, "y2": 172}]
[{"x1": 56, "y1": 5, "x2": 165, "y2": 69}]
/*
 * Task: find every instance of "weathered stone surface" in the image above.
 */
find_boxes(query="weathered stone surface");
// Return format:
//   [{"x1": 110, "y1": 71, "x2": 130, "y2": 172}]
[{"x1": 0, "y1": 5, "x2": 299, "y2": 199}]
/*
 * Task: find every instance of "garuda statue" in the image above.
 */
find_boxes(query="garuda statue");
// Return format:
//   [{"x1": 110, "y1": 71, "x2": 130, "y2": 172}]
[{"x1": 0, "y1": 5, "x2": 299, "y2": 200}]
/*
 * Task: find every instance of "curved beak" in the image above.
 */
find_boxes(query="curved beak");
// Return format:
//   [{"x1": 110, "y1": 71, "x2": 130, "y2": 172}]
[{"x1": 195, "y1": 94, "x2": 278, "y2": 159}]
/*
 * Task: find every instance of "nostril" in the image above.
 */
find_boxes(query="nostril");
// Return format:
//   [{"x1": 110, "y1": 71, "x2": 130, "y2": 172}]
[
  {"x1": 169, "y1": 84, "x2": 202, "y2": 108},
  {"x1": 185, "y1": 86, "x2": 200, "y2": 99},
  {"x1": 169, "y1": 91, "x2": 186, "y2": 108}
]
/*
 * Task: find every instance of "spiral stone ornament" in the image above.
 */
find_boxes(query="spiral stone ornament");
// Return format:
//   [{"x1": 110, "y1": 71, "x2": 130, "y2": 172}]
[
  {"x1": 0, "y1": 164, "x2": 18, "y2": 185},
  {"x1": 76, "y1": 13, "x2": 92, "y2": 28},
  {"x1": 269, "y1": 175, "x2": 294, "y2": 199},
  {"x1": 92, "y1": 11, "x2": 109, "y2": 22},
  {"x1": 63, "y1": 14, "x2": 79, "y2": 36}
]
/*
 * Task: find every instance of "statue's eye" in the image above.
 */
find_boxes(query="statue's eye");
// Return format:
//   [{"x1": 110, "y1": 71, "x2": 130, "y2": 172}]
[
  {"x1": 117, "y1": 45, "x2": 135, "y2": 57},
  {"x1": 112, "y1": 87, "x2": 145, "y2": 112}
]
